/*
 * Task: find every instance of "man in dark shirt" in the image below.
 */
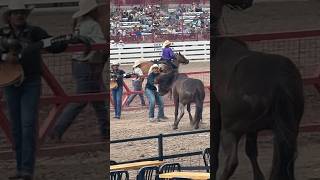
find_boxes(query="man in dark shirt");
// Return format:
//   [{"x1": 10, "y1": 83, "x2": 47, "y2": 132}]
[
  {"x1": 111, "y1": 62, "x2": 131, "y2": 119},
  {"x1": 145, "y1": 64, "x2": 167, "y2": 122},
  {"x1": 0, "y1": 1, "x2": 67, "y2": 180}
]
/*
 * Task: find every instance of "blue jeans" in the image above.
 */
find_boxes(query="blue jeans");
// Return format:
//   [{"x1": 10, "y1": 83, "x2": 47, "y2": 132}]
[
  {"x1": 112, "y1": 86, "x2": 123, "y2": 118},
  {"x1": 145, "y1": 88, "x2": 164, "y2": 118},
  {"x1": 53, "y1": 61, "x2": 107, "y2": 138},
  {"x1": 126, "y1": 79, "x2": 145, "y2": 106},
  {"x1": 4, "y1": 76, "x2": 41, "y2": 175}
]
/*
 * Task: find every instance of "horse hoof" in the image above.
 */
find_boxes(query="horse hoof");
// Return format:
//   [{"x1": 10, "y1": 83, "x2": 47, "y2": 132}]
[{"x1": 172, "y1": 126, "x2": 178, "y2": 130}]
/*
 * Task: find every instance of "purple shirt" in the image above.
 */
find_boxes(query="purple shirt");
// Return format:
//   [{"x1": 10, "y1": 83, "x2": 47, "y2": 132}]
[{"x1": 161, "y1": 47, "x2": 175, "y2": 61}]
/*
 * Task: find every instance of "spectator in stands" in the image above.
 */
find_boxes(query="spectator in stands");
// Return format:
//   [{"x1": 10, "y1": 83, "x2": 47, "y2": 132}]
[
  {"x1": 161, "y1": 40, "x2": 177, "y2": 69},
  {"x1": 1, "y1": 1, "x2": 69, "y2": 179},
  {"x1": 51, "y1": 0, "x2": 107, "y2": 141},
  {"x1": 126, "y1": 59, "x2": 146, "y2": 107},
  {"x1": 109, "y1": 3, "x2": 210, "y2": 41},
  {"x1": 110, "y1": 62, "x2": 131, "y2": 119},
  {"x1": 145, "y1": 65, "x2": 167, "y2": 122}
]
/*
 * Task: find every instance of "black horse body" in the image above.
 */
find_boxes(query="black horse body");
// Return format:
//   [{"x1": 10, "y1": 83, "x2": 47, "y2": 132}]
[
  {"x1": 156, "y1": 70, "x2": 205, "y2": 130},
  {"x1": 212, "y1": 38, "x2": 304, "y2": 180}
]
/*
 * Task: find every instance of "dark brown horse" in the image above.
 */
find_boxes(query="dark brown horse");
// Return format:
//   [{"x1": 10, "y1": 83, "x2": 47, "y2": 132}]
[
  {"x1": 156, "y1": 70, "x2": 205, "y2": 130},
  {"x1": 212, "y1": 37, "x2": 304, "y2": 180}
]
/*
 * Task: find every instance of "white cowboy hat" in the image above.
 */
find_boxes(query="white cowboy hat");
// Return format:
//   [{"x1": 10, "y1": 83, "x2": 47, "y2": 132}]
[
  {"x1": 148, "y1": 64, "x2": 160, "y2": 75},
  {"x1": 111, "y1": 62, "x2": 120, "y2": 67},
  {"x1": 162, "y1": 40, "x2": 172, "y2": 48},
  {"x1": 3, "y1": 0, "x2": 33, "y2": 15},
  {"x1": 72, "y1": 0, "x2": 105, "y2": 19},
  {"x1": 133, "y1": 58, "x2": 145, "y2": 68}
]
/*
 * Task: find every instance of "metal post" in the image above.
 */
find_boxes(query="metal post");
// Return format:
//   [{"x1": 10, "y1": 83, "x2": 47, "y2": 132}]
[{"x1": 158, "y1": 134, "x2": 164, "y2": 161}]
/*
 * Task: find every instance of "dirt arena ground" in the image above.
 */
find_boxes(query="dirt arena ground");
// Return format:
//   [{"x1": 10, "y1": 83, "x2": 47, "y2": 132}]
[{"x1": 0, "y1": 1, "x2": 320, "y2": 179}]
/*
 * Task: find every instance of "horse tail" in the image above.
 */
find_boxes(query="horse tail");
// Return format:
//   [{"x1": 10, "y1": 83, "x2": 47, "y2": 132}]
[
  {"x1": 211, "y1": 92, "x2": 221, "y2": 180},
  {"x1": 271, "y1": 86, "x2": 301, "y2": 180},
  {"x1": 194, "y1": 83, "x2": 205, "y2": 123}
]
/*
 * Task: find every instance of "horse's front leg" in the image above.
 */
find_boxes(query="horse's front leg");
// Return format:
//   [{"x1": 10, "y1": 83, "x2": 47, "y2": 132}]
[
  {"x1": 246, "y1": 133, "x2": 265, "y2": 180},
  {"x1": 217, "y1": 130, "x2": 240, "y2": 180}
]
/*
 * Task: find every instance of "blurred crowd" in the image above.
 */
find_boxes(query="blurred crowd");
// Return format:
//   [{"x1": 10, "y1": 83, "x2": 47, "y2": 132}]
[{"x1": 110, "y1": 3, "x2": 210, "y2": 39}]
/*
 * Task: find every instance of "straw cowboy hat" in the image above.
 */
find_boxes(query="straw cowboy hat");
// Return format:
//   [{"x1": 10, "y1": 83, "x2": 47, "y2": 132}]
[
  {"x1": 72, "y1": 0, "x2": 104, "y2": 19},
  {"x1": 162, "y1": 40, "x2": 172, "y2": 48},
  {"x1": 133, "y1": 59, "x2": 146, "y2": 68},
  {"x1": 3, "y1": 0, "x2": 33, "y2": 16},
  {"x1": 148, "y1": 64, "x2": 160, "y2": 75}
]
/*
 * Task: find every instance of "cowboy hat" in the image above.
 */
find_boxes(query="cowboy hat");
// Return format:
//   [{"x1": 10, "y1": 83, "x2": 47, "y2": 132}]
[
  {"x1": 133, "y1": 58, "x2": 145, "y2": 68},
  {"x1": 148, "y1": 64, "x2": 160, "y2": 75},
  {"x1": 162, "y1": 40, "x2": 172, "y2": 48},
  {"x1": 72, "y1": 0, "x2": 105, "y2": 19},
  {"x1": 111, "y1": 62, "x2": 120, "y2": 67},
  {"x1": 3, "y1": 0, "x2": 33, "y2": 15}
]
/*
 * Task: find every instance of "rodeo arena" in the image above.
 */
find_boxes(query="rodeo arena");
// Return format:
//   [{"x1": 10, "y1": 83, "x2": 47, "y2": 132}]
[{"x1": 110, "y1": 0, "x2": 320, "y2": 180}]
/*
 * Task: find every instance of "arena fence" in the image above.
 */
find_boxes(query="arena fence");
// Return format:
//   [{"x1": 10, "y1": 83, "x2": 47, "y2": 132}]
[
  {"x1": 110, "y1": 39, "x2": 210, "y2": 63},
  {"x1": 111, "y1": 129, "x2": 210, "y2": 170},
  {"x1": 111, "y1": 33, "x2": 210, "y2": 45},
  {"x1": 0, "y1": 43, "x2": 107, "y2": 157}
]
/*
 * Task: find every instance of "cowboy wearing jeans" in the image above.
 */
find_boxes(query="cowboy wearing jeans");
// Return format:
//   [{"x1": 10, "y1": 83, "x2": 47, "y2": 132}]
[
  {"x1": 111, "y1": 62, "x2": 131, "y2": 119},
  {"x1": 145, "y1": 64, "x2": 168, "y2": 122},
  {"x1": 161, "y1": 40, "x2": 177, "y2": 69},
  {"x1": 50, "y1": 0, "x2": 107, "y2": 141},
  {"x1": 0, "y1": 1, "x2": 68, "y2": 179},
  {"x1": 126, "y1": 59, "x2": 146, "y2": 107}
]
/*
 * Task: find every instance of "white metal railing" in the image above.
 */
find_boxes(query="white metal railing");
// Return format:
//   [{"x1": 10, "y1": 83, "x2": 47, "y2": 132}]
[{"x1": 110, "y1": 40, "x2": 210, "y2": 64}]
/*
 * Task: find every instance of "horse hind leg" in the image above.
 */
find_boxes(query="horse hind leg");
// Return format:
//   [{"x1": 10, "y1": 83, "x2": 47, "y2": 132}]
[
  {"x1": 193, "y1": 102, "x2": 203, "y2": 129},
  {"x1": 246, "y1": 133, "x2": 265, "y2": 180},
  {"x1": 173, "y1": 103, "x2": 185, "y2": 130},
  {"x1": 187, "y1": 103, "x2": 193, "y2": 125}
]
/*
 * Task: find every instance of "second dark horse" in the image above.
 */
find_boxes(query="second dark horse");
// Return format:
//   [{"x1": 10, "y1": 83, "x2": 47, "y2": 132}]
[
  {"x1": 156, "y1": 70, "x2": 205, "y2": 130},
  {"x1": 212, "y1": 37, "x2": 304, "y2": 180}
]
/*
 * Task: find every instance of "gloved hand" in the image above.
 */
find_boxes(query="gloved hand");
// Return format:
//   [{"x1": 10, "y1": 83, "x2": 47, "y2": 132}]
[
  {"x1": 0, "y1": 37, "x2": 23, "y2": 53},
  {"x1": 42, "y1": 35, "x2": 69, "y2": 53}
]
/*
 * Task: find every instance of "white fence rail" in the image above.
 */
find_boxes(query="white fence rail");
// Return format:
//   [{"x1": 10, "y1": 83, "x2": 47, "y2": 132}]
[{"x1": 110, "y1": 41, "x2": 210, "y2": 64}]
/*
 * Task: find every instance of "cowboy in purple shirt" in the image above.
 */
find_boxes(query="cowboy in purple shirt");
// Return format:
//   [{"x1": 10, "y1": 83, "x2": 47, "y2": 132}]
[{"x1": 161, "y1": 40, "x2": 177, "y2": 69}]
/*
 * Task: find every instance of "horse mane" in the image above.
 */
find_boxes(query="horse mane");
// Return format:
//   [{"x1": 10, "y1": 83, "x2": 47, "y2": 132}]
[{"x1": 157, "y1": 70, "x2": 178, "y2": 86}]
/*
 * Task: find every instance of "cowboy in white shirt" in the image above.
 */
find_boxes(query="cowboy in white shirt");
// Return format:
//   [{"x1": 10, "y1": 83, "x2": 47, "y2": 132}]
[
  {"x1": 51, "y1": 0, "x2": 107, "y2": 141},
  {"x1": 126, "y1": 59, "x2": 146, "y2": 106}
]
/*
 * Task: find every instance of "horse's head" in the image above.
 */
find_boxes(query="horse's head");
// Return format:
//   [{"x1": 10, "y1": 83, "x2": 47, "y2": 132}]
[
  {"x1": 175, "y1": 52, "x2": 189, "y2": 65},
  {"x1": 223, "y1": 0, "x2": 253, "y2": 10},
  {"x1": 155, "y1": 70, "x2": 177, "y2": 96}
]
